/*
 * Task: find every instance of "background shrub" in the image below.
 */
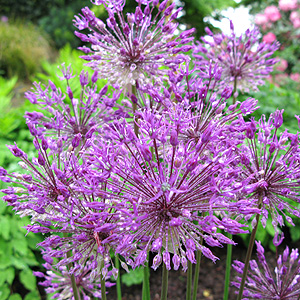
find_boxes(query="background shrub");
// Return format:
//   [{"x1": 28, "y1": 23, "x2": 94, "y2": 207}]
[{"x1": 0, "y1": 21, "x2": 54, "y2": 80}]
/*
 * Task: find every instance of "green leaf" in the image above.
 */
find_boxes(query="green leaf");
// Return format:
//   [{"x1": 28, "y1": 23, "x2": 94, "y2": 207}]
[
  {"x1": 0, "y1": 216, "x2": 10, "y2": 240},
  {"x1": 0, "y1": 284, "x2": 10, "y2": 300},
  {"x1": 0, "y1": 200, "x2": 6, "y2": 214},
  {"x1": 3, "y1": 267, "x2": 15, "y2": 285},
  {"x1": 10, "y1": 256, "x2": 26, "y2": 269},
  {"x1": 8, "y1": 294, "x2": 22, "y2": 300},
  {"x1": 19, "y1": 268, "x2": 36, "y2": 291},
  {"x1": 265, "y1": 218, "x2": 275, "y2": 237},
  {"x1": 121, "y1": 267, "x2": 144, "y2": 287},
  {"x1": 290, "y1": 226, "x2": 300, "y2": 242},
  {"x1": 12, "y1": 235, "x2": 28, "y2": 256},
  {"x1": 24, "y1": 291, "x2": 41, "y2": 300},
  {"x1": 0, "y1": 256, "x2": 12, "y2": 270},
  {"x1": 0, "y1": 270, "x2": 6, "y2": 286},
  {"x1": 255, "y1": 222, "x2": 267, "y2": 243}
]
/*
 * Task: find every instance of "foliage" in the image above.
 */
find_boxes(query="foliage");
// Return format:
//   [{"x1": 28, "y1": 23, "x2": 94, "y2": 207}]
[
  {"x1": 0, "y1": 21, "x2": 53, "y2": 80},
  {"x1": 240, "y1": 80, "x2": 300, "y2": 134},
  {"x1": 0, "y1": 0, "x2": 93, "y2": 49},
  {"x1": 0, "y1": 76, "x2": 36, "y2": 168},
  {"x1": 121, "y1": 267, "x2": 144, "y2": 287},
  {"x1": 33, "y1": 44, "x2": 92, "y2": 87},
  {"x1": 0, "y1": 196, "x2": 43, "y2": 300},
  {"x1": 33, "y1": 44, "x2": 110, "y2": 98},
  {"x1": 37, "y1": 1, "x2": 93, "y2": 48},
  {"x1": 0, "y1": 76, "x2": 43, "y2": 300},
  {"x1": 177, "y1": 0, "x2": 237, "y2": 36},
  {"x1": 1, "y1": 0, "x2": 237, "y2": 49}
]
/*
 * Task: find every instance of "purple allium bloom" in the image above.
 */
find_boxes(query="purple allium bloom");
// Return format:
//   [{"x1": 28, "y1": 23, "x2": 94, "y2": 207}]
[
  {"x1": 24, "y1": 65, "x2": 124, "y2": 151},
  {"x1": 193, "y1": 21, "x2": 279, "y2": 95},
  {"x1": 169, "y1": 63, "x2": 259, "y2": 145},
  {"x1": 89, "y1": 111, "x2": 247, "y2": 271},
  {"x1": 35, "y1": 252, "x2": 114, "y2": 300},
  {"x1": 1, "y1": 140, "x2": 129, "y2": 276},
  {"x1": 232, "y1": 241, "x2": 300, "y2": 299},
  {"x1": 74, "y1": 1, "x2": 195, "y2": 87},
  {"x1": 234, "y1": 110, "x2": 300, "y2": 229}
]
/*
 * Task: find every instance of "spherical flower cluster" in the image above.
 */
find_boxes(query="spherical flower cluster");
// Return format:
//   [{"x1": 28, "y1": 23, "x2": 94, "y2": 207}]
[
  {"x1": 24, "y1": 65, "x2": 125, "y2": 152},
  {"x1": 193, "y1": 21, "x2": 279, "y2": 95},
  {"x1": 1, "y1": 140, "x2": 130, "y2": 277},
  {"x1": 34, "y1": 253, "x2": 114, "y2": 300},
  {"x1": 232, "y1": 241, "x2": 300, "y2": 299},
  {"x1": 234, "y1": 110, "x2": 300, "y2": 229},
  {"x1": 74, "y1": 1, "x2": 194, "y2": 88},
  {"x1": 88, "y1": 107, "x2": 251, "y2": 271}
]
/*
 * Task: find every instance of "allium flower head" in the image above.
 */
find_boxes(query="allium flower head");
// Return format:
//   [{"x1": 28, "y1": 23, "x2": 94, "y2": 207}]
[
  {"x1": 193, "y1": 21, "x2": 279, "y2": 95},
  {"x1": 232, "y1": 241, "x2": 300, "y2": 299},
  {"x1": 1, "y1": 141, "x2": 130, "y2": 277},
  {"x1": 234, "y1": 110, "x2": 300, "y2": 229},
  {"x1": 89, "y1": 110, "x2": 247, "y2": 271},
  {"x1": 168, "y1": 63, "x2": 260, "y2": 146},
  {"x1": 74, "y1": 1, "x2": 195, "y2": 87},
  {"x1": 24, "y1": 65, "x2": 124, "y2": 152},
  {"x1": 35, "y1": 253, "x2": 114, "y2": 300}
]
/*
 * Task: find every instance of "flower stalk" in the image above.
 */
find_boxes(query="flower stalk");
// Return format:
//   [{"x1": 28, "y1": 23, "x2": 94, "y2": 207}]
[
  {"x1": 237, "y1": 212, "x2": 261, "y2": 300},
  {"x1": 142, "y1": 255, "x2": 151, "y2": 300},
  {"x1": 223, "y1": 233, "x2": 232, "y2": 300},
  {"x1": 161, "y1": 264, "x2": 169, "y2": 300},
  {"x1": 186, "y1": 261, "x2": 193, "y2": 300},
  {"x1": 101, "y1": 259, "x2": 107, "y2": 300},
  {"x1": 192, "y1": 250, "x2": 203, "y2": 300}
]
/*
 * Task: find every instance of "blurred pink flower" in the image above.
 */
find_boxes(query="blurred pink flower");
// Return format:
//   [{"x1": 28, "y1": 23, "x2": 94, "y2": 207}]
[
  {"x1": 265, "y1": 6, "x2": 282, "y2": 22},
  {"x1": 290, "y1": 10, "x2": 300, "y2": 21},
  {"x1": 290, "y1": 73, "x2": 300, "y2": 81},
  {"x1": 268, "y1": 73, "x2": 289, "y2": 87},
  {"x1": 279, "y1": 0, "x2": 298, "y2": 11},
  {"x1": 275, "y1": 58, "x2": 288, "y2": 71},
  {"x1": 290, "y1": 11, "x2": 300, "y2": 27},
  {"x1": 255, "y1": 13, "x2": 269, "y2": 25},
  {"x1": 263, "y1": 32, "x2": 277, "y2": 43}
]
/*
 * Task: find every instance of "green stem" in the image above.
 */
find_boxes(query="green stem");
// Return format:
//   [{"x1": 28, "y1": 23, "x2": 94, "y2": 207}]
[
  {"x1": 142, "y1": 262, "x2": 151, "y2": 300},
  {"x1": 115, "y1": 254, "x2": 122, "y2": 300},
  {"x1": 101, "y1": 260, "x2": 107, "y2": 300},
  {"x1": 237, "y1": 213, "x2": 260, "y2": 300},
  {"x1": 161, "y1": 264, "x2": 169, "y2": 300},
  {"x1": 192, "y1": 250, "x2": 202, "y2": 300},
  {"x1": 223, "y1": 233, "x2": 233, "y2": 300},
  {"x1": 131, "y1": 85, "x2": 139, "y2": 137},
  {"x1": 70, "y1": 273, "x2": 80, "y2": 300},
  {"x1": 186, "y1": 260, "x2": 192, "y2": 300},
  {"x1": 232, "y1": 77, "x2": 237, "y2": 105},
  {"x1": 63, "y1": 233, "x2": 80, "y2": 300}
]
